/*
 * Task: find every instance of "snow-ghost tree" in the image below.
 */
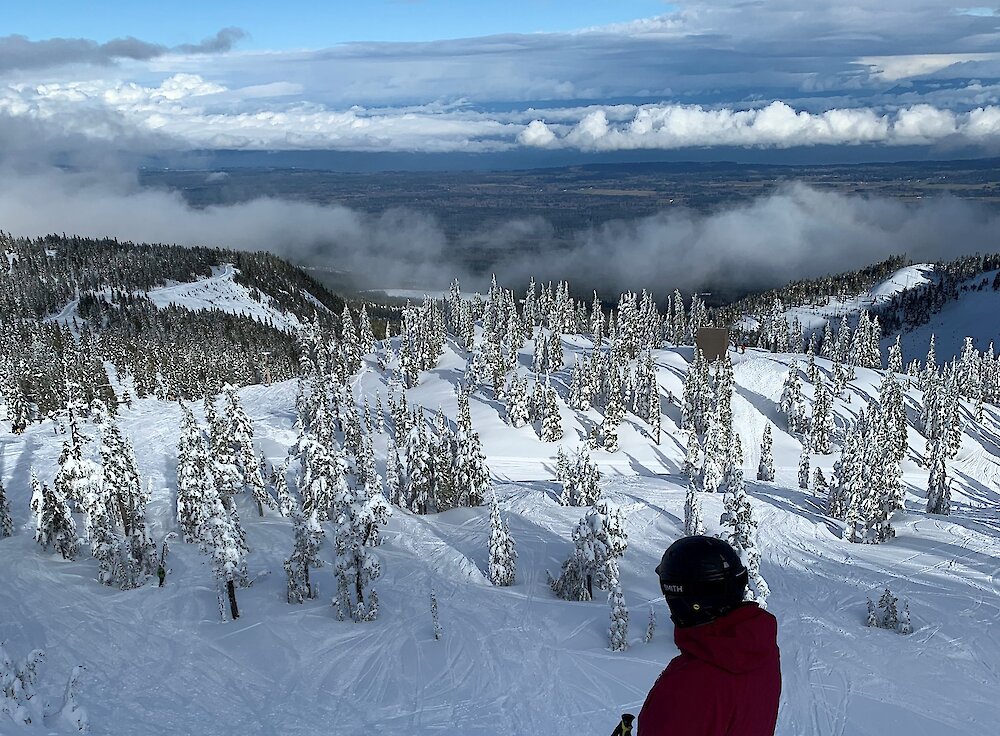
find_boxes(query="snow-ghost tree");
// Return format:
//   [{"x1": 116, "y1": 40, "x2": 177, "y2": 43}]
[
  {"x1": 0, "y1": 479, "x2": 13, "y2": 538},
  {"x1": 31, "y1": 473, "x2": 78, "y2": 560},
  {"x1": 0, "y1": 644, "x2": 46, "y2": 726},
  {"x1": 809, "y1": 381, "x2": 834, "y2": 454},
  {"x1": 757, "y1": 424, "x2": 775, "y2": 482},
  {"x1": 540, "y1": 378, "x2": 563, "y2": 442},
  {"x1": 550, "y1": 500, "x2": 628, "y2": 602},
  {"x1": 556, "y1": 447, "x2": 602, "y2": 506},
  {"x1": 926, "y1": 439, "x2": 951, "y2": 515},
  {"x1": 720, "y1": 467, "x2": 769, "y2": 607},
  {"x1": 797, "y1": 446, "x2": 810, "y2": 490},
  {"x1": 176, "y1": 405, "x2": 216, "y2": 543},
  {"x1": 779, "y1": 363, "x2": 808, "y2": 434},
  {"x1": 608, "y1": 585, "x2": 629, "y2": 652},
  {"x1": 284, "y1": 507, "x2": 325, "y2": 603},
  {"x1": 505, "y1": 373, "x2": 531, "y2": 428},
  {"x1": 488, "y1": 492, "x2": 517, "y2": 586},
  {"x1": 684, "y1": 479, "x2": 705, "y2": 536},
  {"x1": 223, "y1": 384, "x2": 274, "y2": 516},
  {"x1": 331, "y1": 477, "x2": 391, "y2": 622}
]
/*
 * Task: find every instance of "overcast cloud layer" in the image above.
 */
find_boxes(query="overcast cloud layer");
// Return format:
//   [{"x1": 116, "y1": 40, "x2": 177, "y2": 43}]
[{"x1": 2, "y1": 2, "x2": 1000, "y2": 155}]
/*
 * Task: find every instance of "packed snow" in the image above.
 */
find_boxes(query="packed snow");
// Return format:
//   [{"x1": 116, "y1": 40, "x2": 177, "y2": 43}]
[{"x1": 2, "y1": 314, "x2": 1000, "y2": 736}]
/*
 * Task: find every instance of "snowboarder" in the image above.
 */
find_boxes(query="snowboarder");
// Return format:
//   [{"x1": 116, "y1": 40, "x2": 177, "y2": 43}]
[
  {"x1": 636, "y1": 536, "x2": 781, "y2": 735},
  {"x1": 157, "y1": 564, "x2": 166, "y2": 587}
]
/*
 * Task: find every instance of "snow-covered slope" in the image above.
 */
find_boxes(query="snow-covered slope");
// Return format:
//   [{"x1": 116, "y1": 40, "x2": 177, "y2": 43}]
[
  {"x1": 2, "y1": 336, "x2": 1000, "y2": 735},
  {"x1": 145, "y1": 264, "x2": 305, "y2": 331},
  {"x1": 892, "y1": 269, "x2": 1000, "y2": 367},
  {"x1": 47, "y1": 264, "x2": 310, "y2": 332},
  {"x1": 788, "y1": 264, "x2": 935, "y2": 334},
  {"x1": 747, "y1": 262, "x2": 1000, "y2": 366}
]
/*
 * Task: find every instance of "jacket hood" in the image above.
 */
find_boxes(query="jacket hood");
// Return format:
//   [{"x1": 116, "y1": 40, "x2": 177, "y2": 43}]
[{"x1": 673, "y1": 603, "x2": 779, "y2": 675}]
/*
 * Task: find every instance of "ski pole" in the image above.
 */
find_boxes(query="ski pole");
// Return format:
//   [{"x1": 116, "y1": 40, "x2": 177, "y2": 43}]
[{"x1": 611, "y1": 713, "x2": 635, "y2": 736}]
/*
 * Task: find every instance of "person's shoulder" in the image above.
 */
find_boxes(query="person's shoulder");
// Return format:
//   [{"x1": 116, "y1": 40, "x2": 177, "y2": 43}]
[{"x1": 655, "y1": 654, "x2": 732, "y2": 695}]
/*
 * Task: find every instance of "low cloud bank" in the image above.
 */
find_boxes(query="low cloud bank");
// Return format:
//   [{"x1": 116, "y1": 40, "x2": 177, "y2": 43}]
[{"x1": 0, "y1": 167, "x2": 996, "y2": 299}]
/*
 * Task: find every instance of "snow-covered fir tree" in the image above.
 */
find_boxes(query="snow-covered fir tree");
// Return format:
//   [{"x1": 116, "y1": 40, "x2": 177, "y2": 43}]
[
  {"x1": 866, "y1": 598, "x2": 879, "y2": 628},
  {"x1": 331, "y1": 474, "x2": 391, "y2": 622},
  {"x1": 487, "y1": 492, "x2": 517, "y2": 586},
  {"x1": 384, "y1": 439, "x2": 404, "y2": 507},
  {"x1": 644, "y1": 607, "x2": 656, "y2": 643},
  {"x1": 284, "y1": 506, "x2": 325, "y2": 603},
  {"x1": 204, "y1": 475, "x2": 249, "y2": 620},
  {"x1": 176, "y1": 405, "x2": 215, "y2": 543},
  {"x1": 877, "y1": 587, "x2": 898, "y2": 630},
  {"x1": 550, "y1": 500, "x2": 628, "y2": 601},
  {"x1": 357, "y1": 304, "x2": 376, "y2": 357},
  {"x1": 836, "y1": 410, "x2": 897, "y2": 544},
  {"x1": 0, "y1": 479, "x2": 13, "y2": 538},
  {"x1": 53, "y1": 399, "x2": 102, "y2": 543},
  {"x1": 540, "y1": 379, "x2": 563, "y2": 442},
  {"x1": 272, "y1": 460, "x2": 296, "y2": 517},
  {"x1": 757, "y1": 423, "x2": 775, "y2": 482},
  {"x1": 608, "y1": 585, "x2": 629, "y2": 652},
  {"x1": 0, "y1": 644, "x2": 46, "y2": 726},
  {"x1": 297, "y1": 429, "x2": 346, "y2": 521},
  {"x1": 779, "y1": 363, "x2": 809, "y2": 434},
  {"x1": 898, "y1": 602, "x2": 913, "y2": 635},
  {"x1": 682, "y1": 431, "x2": 700, "y2": 481},
  {"x1": 505, "y1": 372, "x2": 531, "y2": 428},
  {"x1": 926, "y1": 438, "x2": 951, "y2": 515},
  {"x1": 813, "y1": 467, "x2": 828, "y2": 498},
  {"x1": 720, "y1": 467, "x2": 769, "y2": 607},
  {"x1": 223, "y1": 384, "x2": 274, "y2": 516},
  {"x1": 684, "y1": 478, "x2": 705, "y2": 536},
  {"x1": 430, "y1": 588, "x2": 443, "y2": 640},
  {"x1": 888, "y1": 335, "x2": 903, "y2": 374},
  {"x1": 95, "y1": 404, "x2": 155, "y2": 587},
  {"x1": 798, "y1": 446, "x2": 811, "y2": 490},
  {"x1": 53, "y1": 665, "x2": 88, "y2": 733},
  {"x1": 681, "y1": 349, "x2": 710, "y2": 434},
  {"x1": 454, "y1": 391, "x2": 490, "y2": 507},
  {"x1": 700, "y1": 410, "x2": 726, "y2": 494},
  {"x1": 556, "y1": 447, "x2": 602, "y2": 506},
  {"x1": 31, "y1": 473, "x2": 79, "y2": 560},
  {"x1": 809, "y1": 381, "x2": 834, "y2": 454}
]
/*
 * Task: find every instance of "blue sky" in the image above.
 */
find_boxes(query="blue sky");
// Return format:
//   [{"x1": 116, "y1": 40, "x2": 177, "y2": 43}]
[{"x1": 3, "y1": 0, "x2": 674, "y2": 47}]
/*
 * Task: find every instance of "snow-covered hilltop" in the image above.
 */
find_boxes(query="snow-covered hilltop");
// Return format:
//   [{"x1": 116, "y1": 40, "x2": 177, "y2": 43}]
[{"x1": 1, "y1": 238, "x2": 999, "y2": 735}]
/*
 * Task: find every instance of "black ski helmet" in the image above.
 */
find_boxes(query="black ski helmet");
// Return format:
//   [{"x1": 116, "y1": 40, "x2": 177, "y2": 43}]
[{"x1": 655, "y1": 536, "x2": 748, "y2": 628}]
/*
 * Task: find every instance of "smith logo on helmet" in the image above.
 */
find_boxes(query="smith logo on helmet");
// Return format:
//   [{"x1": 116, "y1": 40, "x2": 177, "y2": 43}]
[{"x1": 662, "y1": 584, "x2": 684, "y2": 593}]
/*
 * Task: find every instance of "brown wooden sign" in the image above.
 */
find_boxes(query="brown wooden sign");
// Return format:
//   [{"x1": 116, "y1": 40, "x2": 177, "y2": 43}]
[{"x1": 696, "y1": 327, "x2": 731, "y2": 361}]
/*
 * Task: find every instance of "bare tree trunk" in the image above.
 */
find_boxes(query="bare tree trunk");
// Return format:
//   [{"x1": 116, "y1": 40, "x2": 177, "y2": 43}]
[
  {"x1": 355, "y1": 553, "x2": 364, "y2": 615},
  {"x1": 256, "y1": 499, "x2": 264, "y2": 517},
  {"x1": 305, "y1": 564, "x2": 313, "y2": 599},
  {"x1": 227, "y1": 579, "x2": 240, "y2": 620}
]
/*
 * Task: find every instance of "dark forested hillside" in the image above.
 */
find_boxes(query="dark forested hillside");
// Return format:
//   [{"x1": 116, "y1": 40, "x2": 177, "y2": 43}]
[{"x1": 0, "y1": 233, "x2": 349, "y2": 424}]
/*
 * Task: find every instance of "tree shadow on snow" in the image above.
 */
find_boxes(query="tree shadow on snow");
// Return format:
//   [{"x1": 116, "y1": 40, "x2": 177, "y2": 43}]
[{"x1": 750, "y1": 483, "x2": 844, "y2": 539}]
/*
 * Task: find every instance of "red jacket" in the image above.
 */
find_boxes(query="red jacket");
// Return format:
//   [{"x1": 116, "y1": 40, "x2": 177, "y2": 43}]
[{"x1": 638, "y1": 604, "x2": 781, "y2": 735}]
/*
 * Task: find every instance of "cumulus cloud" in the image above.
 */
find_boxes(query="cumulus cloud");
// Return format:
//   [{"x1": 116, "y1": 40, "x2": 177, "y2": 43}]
[
  {"x1": 0, "y1": 164, "x2": 995, "y2": 298},
  {"x1": 0, "y1": 28, "x2": 245, "y2": 74},
  {"x1": 3, "y1": 77, "x2": 999, "y2": 153},
  {"x1": 529, "y1": 101, "x2": 1000, "y2": 151}
]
